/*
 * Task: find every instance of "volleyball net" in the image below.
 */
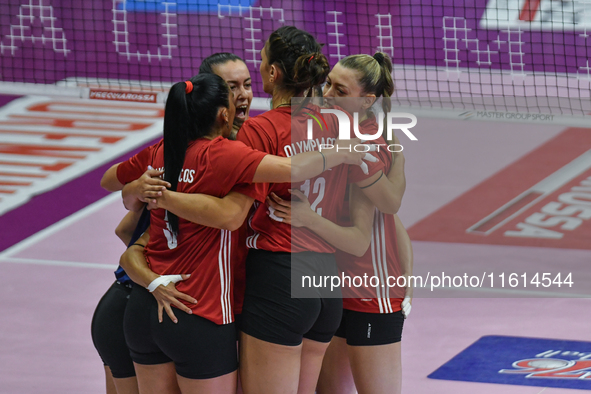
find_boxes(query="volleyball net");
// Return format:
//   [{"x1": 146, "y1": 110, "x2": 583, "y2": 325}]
[{"x1": 0, "y1": 0, "x2": 590, "y2": 123}]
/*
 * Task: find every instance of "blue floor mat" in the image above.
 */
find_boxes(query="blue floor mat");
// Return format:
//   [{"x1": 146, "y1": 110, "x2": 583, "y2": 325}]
[{"x1": 429, "y1": 335, "x2": 591, "y2": 391}]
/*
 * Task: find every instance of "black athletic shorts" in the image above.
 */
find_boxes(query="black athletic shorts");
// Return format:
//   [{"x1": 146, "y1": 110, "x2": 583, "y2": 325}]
[
  {"x1": 241, "y1": 249, "x2": 343, "y2": 346},
  {"x1": 123, "y1": 284, "x2": 238, "y2": 379},
  {"x1": 91, "y1": 280, "x2": 136, "y2": 379},
  {"x1": 334, "y1": 309, "x2": 404, "y2": 346},
  {"x1": 234, "y1": 313, "x2": 242, "y2": 335}
]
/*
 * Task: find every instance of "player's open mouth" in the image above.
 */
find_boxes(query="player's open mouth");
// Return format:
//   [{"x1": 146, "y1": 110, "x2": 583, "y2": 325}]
[{"x1": 236, "y1": 105, "x2": 248, "y2": 119}]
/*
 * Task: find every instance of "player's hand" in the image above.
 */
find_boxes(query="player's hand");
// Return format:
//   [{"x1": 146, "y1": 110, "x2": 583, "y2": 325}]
[
  {"x1": 266, "y1": 190, "x2": 317, "y2": 228},
  {"x1": 333, "y1": 138, "x2": 379, "y2": 174},
  {"x1": 135, "y1": 167, "x2": 171, "y2": 202},
  {"x1": 146, "y1": 189, "x2": 170, "y2": 211},
  {"x1": 149, "y1": 274, "x2": 198, "y2": 323},
  {"x1": 146, "y1": 199, "x2": 159, "y2": 211},
  {"x1": 401, "y1": 288, "x2": 412, "y2": 319},
  {"x1": 266, "y1": 192, "x2": 290, "y2": 223}
]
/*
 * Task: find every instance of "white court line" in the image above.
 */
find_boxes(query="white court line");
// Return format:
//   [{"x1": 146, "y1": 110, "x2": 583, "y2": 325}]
[
  {"x1": 0, "y1": 257, "x2": 117, "y2": 270},
  {"x1": 467, "y1": 149, "x2": 591, "y2": 234},
  {"x1": 0, "y1": 192, "x2": 121, "y2": 260},
  {"x1": 536, "y1": 388, "x2": 547, "y2": 394}
]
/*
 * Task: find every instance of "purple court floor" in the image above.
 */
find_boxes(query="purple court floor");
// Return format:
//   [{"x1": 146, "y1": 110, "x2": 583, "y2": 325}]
[{"x1": 1, "y1": 98, "x2": 590, "y2": 393}]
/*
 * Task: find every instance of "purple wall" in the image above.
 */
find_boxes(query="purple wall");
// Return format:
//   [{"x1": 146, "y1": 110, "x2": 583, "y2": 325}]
[{"x1": 1, "y1": 0, "x2": 589, "y2": 96}]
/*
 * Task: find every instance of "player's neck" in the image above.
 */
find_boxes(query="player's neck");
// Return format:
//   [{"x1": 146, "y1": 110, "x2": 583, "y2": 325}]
[
  {"x1": 203, "y1": 127, "x2": 222, "y2": 140},
  {"x1": 271, "y1": 90, "x2": 292, "y2": 109}
]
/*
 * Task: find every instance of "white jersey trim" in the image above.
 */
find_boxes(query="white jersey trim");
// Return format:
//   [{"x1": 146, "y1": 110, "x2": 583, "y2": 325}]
[
  {"x1": 218, "y1": 229, "x2": 233, "y2": 324},
  {"x1": 371, "y1": 209, "x2": 393, "y2": 314},
  {"x1": 246, "y1": 232, "x2": 259, "y2": 249}
]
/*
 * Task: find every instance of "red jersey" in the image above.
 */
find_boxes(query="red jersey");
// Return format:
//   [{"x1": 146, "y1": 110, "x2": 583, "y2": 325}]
[
  {"x1": 336, "y1": 117, "x2": 404, "y2": 314},
  {"x1": 237, "y1": 105, "x2": 382, "y2": 253},
  {"x1": 117, "y1": 137, "x2": 267, "y2": 324}
]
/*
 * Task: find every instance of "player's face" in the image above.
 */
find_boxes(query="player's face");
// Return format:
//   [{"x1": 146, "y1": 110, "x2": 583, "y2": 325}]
[
  {"x1": 214, "y1": 60, "x2": 253, "y2": 123},
  {"x1": 323, "y1": 63, "x2": 366, "y2": 115},
  {"x1": 260, "y1": 42, "x2": 274, "y2": 95}
]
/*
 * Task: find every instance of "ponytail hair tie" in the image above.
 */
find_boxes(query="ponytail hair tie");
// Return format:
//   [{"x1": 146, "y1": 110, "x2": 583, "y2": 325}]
[
  {"x1": 308, "y1": 55, "x2": 314, "y2": 63},
  {"x1": 373, "y1": 52, "x2": 385, "y2": 65},
  {"x1": 185, "y1": 80, "x2": 193, "y2": 94}
]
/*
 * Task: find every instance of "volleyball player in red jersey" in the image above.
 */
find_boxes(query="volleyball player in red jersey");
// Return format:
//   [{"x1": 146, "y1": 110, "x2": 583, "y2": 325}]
[
  {"x1": 267, "y1": 53, "x2": 413, "y2": 394},
  {"x1": 95, "y1": 53, "x2": 255, "y2": 394},
  {"x1": 119, "y1": 73, "x2": 258, "y2": 394},
  {"x1": 199, "y1": 53, "x2": 253, "y2": 326},
  {"x1": 228, "y1": 27, "x2": 409, "y2": 394},
  {"x1": 214, "y1": 27, "x2": 384, "y2": 394},
  {"x1": 197, "y1": 53, "x2": 254, "y2": 326}
]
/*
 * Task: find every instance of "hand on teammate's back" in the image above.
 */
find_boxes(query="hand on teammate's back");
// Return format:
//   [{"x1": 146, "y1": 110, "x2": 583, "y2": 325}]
[
  {"x1": 266, "y1": 190, "x2": 317, "y2": 228},
  {"x1": 134, "y1": 168, "x2": 171, "y2": 202},
  {"x1": 330, "y1": 138, "x2": 379, "y2": 174},
  {"x1": 151, "y1": 275, "x2": 197, "y2": 323}
]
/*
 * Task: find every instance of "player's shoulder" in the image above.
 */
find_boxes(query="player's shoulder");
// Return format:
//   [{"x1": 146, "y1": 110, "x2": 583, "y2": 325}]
[
  {"x1": 246, "y1": 108, "x2": 289, "y2": 127},
  {"x1": 208, "y1": 136, "x2": 252, "y2": 155},
  {"x1": 133, "y1": 138, "x2": 164, "y2": 163},
  {"x1": 241, "y1": 113, "x2": 271, "y2": 136},
  {"x1": 139, "y1": 138, "x2": 163, "y2": 154},
  {"x1": 241, "y1": 109, "x2": 291, "y2": 144}
]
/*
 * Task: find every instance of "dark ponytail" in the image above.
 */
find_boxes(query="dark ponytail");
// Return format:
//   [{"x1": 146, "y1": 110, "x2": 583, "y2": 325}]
[
  {"x1": 163, "y1": 73, "x2": 230, "y2": 236},
  {"x1": 266, "y1": 26, "x2": 330, "y2": 98}
]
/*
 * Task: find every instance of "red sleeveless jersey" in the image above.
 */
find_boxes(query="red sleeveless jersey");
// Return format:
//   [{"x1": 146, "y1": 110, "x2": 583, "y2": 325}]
[{"x1": 336, "y1": 117, "x2": 405, "y2": 314}]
